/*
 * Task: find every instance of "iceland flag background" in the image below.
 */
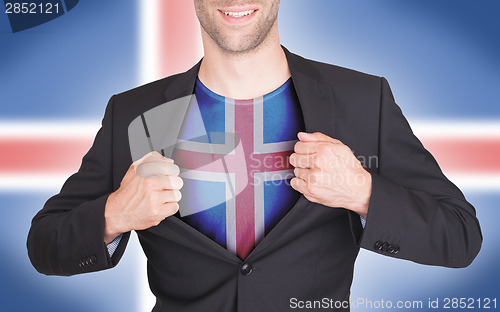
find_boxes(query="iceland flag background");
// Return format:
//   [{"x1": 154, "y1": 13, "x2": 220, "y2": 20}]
[{"x1": 0, "y1": 0, "x2": 499, "y2": 311}]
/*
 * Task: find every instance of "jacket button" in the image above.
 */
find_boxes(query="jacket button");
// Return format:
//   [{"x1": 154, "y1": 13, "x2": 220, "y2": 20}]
[
  {"x1": 387, "y1": 244, "x2": 400, "y2": 254},
  {"x1": 240, "y1": 263, "x2": 253, "y2": 276},
  {"x1": 381, "y1": 242, "x2": 389, "y2": 252},
  {"x1": 393, "y1": 245, "x2": 400, "y2": 254},
  {"x1": 374, "y1": 241, "x2": 383, "y2": 250},
  {"x1": 387, "y1": 244, "x2": 395, "y2": 254},
  {"x1": 89, "y1": 256, "x2": 97, "y2": 266},
  {"x1": 79, "y1": 259, "x2": 87, "y2": 268}
]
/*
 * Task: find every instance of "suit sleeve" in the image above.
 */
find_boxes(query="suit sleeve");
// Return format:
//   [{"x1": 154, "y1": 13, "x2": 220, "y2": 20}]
[
  {"x1": 27, "y1": 96, "x2": 130, "y2": 276},
  {"x1": 357, "y1": 77, "x2": 482, "y2": 268}
]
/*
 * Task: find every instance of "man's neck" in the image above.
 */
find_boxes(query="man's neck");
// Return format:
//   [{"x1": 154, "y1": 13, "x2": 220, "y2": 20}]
[{"x1": 197, "y1": 33, "x2": 291, "y2": 100}]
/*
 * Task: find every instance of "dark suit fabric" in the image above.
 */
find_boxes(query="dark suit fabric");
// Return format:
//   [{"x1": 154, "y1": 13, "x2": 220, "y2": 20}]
[{"x1": 27, "y1": 47, "x2": 482, "y2": 312}]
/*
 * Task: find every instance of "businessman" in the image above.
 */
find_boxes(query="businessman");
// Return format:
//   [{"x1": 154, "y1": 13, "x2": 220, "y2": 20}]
[{"x1": 28, "y1": 1, "x2": 482, "y2": 311}]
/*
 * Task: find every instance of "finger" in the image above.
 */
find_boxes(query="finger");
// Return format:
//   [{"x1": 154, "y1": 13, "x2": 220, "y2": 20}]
[
  {"x1": 164, "y1": 158, "x2": 174, "y2": 163},
  {"x1": 290, "y1": 178, "x2": 319, "y2": 203},
  {"x1": 290, "y1": 177, "x2": 310, "y2": 196},
  {"x1": 298, "y1": 132, "x2": 342, "y2": 144},
  {"x1": 124, "y1": 151, "x2": 161, "y2": 182},
  {"x1": 162, "y1": 202, "x2": 180, "y2": 217},
  {"x1": 293, "y1": 167, "x2": 311, "y2": 181},
  {"x1": 289, "y1": 153, "x2": 315, "y2": 169},
  {"x1": 295, "y1": 140, "x2": 338, "y2": 155},
  {"x1": 158, "y1": 189, "x2": 182, "y2": 203},
  {"x1": 294, "y1": 168, "x2": 323, "y2": 185},
  {"x1": 122, "y1": 161, "x2": 139, "y2": 184},
  {"x1": 141, "y1": 155, "x2": 174, "y2": 164},
  {"x1": 133, "y1": 151, "x2": 162, "y2": 166},
  {"x1": 145, "y1": 175, "x2": 183, "y2": 192},
  {"x1": 161, "y1": 176, "x2": 184, "y2": 190},
  {"x1": 294, "y1": 141, "x2": 319, "y2": 154},
  {"x1": 136, "y1": 161, "x2": 180, "y2": 178},
  {"x1": 165, "y1": 162, "x2": 180, "y2": 176},
  {"x1": 134, "y1": 151, "x2": 174, "y2": 167}
]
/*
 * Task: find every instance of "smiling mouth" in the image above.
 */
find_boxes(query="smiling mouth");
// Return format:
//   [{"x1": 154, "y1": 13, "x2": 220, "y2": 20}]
[{"x1": 220, "y1": 9, "x2": 256, "y2": 18}]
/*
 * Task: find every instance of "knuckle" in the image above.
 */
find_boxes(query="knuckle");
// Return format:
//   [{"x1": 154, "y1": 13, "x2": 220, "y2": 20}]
[
  {"x1": 312, "y1": 156, "x2": 322, "y2": 168},
  {"x1": 147, "y1": 151, "x2": 162, "y2": 162},
  {"x1": 137, "y1": 163, "x2": 161, "y2": 178},
  {"x1": 310, "y1": 170, "x2": 323, "y2": 184},
  {"x1": 308, "y1": 172, "x2": 318, "y2": 184},
  {"x1": 315, "y1": 154, "x2": 330, "y2": 168},
  {"x1": 340, "y1": 145, "x2": 353, "y2": 156},
  {"x1": 166, "y1": 202, "x2": 179, "y2": 215},
  {"x1": 306, "y1": 182, "x2": 317, "y2": 197},
  {"x1": 161, "y1": 190, "x2": 172, "y2": 203},
  {"x1": 138, "y1": 162, "x2": 152, "y2": 171},
  {"x1": 163, "y1": 176, "x2": 173, "y2": 189},
  {"x1": 151, "y1": 220, "x2": 160, "y2": 227},
  {"x1": 333, "y1": 137, "x2": 344, "y2": 144},
  {"x1": 146, "y1": 192, "x2": 157, "y2": 203},
  {"x1": 142, "y1": 177, "x2": 157, "y2": 189},
  {"x1": 151, "y1": 206, "x2": 164, "y2": 219},
  {"x1": 318, "y1": 144, "x2": 331, "y2": 154},
  {"x1": 153, "y1": 215, "x2": 164, "y2": 226},
  {"x1": 150, "y1": 203, "x2": 161, "y2": 216},
  {"x1": 297, "y1": 156, "x2": 307, "y2": 168}
]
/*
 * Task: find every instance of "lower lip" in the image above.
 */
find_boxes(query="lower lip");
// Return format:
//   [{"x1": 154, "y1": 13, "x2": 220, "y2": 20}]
[{"x1": 218, "y1": 10, "x2": 258, "y2": 24}]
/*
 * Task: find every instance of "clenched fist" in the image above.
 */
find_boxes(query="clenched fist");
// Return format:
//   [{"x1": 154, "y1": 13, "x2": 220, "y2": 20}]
[
  {"x1": 104, "y1": 151, "x2": 183, "y2": 244},
  {"x1": 289, "y1": 132, "x2": 372, "y2": 219}
]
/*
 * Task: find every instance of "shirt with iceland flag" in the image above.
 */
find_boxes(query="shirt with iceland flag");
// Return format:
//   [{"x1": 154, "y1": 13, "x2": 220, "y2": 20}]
[{"x1": 172, "y1": 77, "x2": 305, "y2": 260}]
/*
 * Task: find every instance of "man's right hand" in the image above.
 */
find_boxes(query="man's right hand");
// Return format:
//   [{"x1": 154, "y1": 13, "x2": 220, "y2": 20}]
[{"x1": 103, "y1": 151, "x2": 183, "y2": 244}]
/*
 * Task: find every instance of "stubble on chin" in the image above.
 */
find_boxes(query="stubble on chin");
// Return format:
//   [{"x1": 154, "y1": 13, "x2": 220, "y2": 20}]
[{"x1": 195, "y1": 1, "x2": 280, "y2": 55}]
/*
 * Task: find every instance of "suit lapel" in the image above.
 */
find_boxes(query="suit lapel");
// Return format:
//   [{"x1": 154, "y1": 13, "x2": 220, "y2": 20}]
[
  {"x1": 128, "y1": 62, "x2": 202, "y2": 161},
  {"x1": 163, "y1": 61, "x2": 201, "y2": 102},
  {"x1": 283, "y1": 47, "x2": 337, "y2": 137}
]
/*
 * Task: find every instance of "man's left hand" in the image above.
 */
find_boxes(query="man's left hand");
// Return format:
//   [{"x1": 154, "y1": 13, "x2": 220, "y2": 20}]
[{"x1": 289, "y1": 132, "x2": 372, "y2": 219}]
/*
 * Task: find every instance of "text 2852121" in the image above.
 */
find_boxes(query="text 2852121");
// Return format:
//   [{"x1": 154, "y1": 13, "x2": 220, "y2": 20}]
[{"x1": 5, "y1": 2, "x2": 60, "y2": 14}]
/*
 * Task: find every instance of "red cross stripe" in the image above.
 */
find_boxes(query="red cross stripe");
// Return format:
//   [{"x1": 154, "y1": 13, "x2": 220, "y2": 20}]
[{"x1": 0, "y1": 129, "x2": 499, "y2": 190}]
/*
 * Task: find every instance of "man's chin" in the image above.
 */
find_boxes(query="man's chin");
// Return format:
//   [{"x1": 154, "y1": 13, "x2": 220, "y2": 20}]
[{"x1": 216, "y1": 36, "x2": 267, "y2": 55}]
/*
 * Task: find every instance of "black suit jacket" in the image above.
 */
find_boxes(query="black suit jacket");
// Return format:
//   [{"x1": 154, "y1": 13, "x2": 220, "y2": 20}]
[{"x1": 27, "y1": 47, "x2": 482, "y2": 311}]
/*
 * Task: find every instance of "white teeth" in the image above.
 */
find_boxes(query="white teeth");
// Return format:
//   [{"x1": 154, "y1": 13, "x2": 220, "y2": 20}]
[{"x1": 222, "y1": 10, "x2": 255, "y2": 18}]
